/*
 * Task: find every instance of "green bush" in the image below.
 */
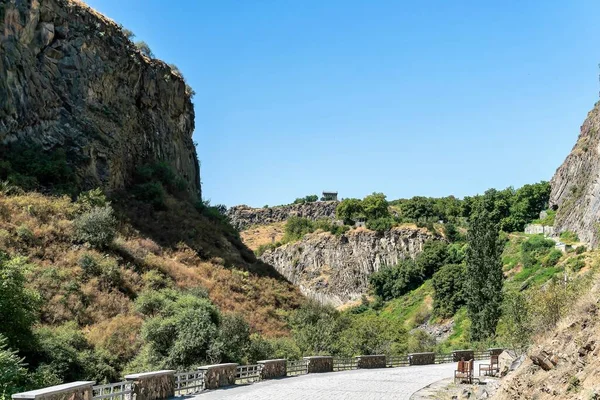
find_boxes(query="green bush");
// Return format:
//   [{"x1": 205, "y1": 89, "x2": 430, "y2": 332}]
[
  {"x1": 366, "y1": 217, "x2": 395, "y2": 232},
  {"x1": 369, "y1": 260, "x2": 423, "y2": 301},
  {"x1": 73, "y1": 206, "x2": 117, "y2": 248},
  {"x1": 337, "y1": 314, "x2": 407, "y2": 356},
  {"x1": 0, "y1": 334, "x2": 27, "y2": 400},
  {"x1": 267, "y1": 337, "x2": 301, "y2": 360},
  {"x1": 218, "y1": 314, "x2": 250, "y2": 363},
  {"x1": 245, "y1": 334, "x2": 274, "y2": 364},
  {"x1": 16, "y1": 225, "x2": 34, "y2": 244},
  {"x1": 559, "y1": 231, "x2": 579, "y2": 244},
  {"x1": 289, "y1": 301, "x2": 343, "y2": 355},
  {"x1": 76, "y1": 189, "x2": 109, "y2": 211},
  {"x1": 293, "y1": 195, "x2": 318, "y2": 204},
  {"x1": 542, "y1": 249, "x2": 563, "y2": 267},
  {"x1": 132, "y1": 182, "x2": 166, "y2": 209},
  {"x1": 407, "y1": 330, "x2": 436, "y2": 353},
  {"x1": 432, "y1": 264, "x2": 466, "y2": 318},
  {"x1": 575, "y1": 245, "x2": 586, "y2": 255}
]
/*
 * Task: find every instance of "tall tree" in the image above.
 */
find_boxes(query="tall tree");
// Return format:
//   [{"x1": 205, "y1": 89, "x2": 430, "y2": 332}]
[{"x1": 465, "y1": 209, "x2": 504, "y2": 341}]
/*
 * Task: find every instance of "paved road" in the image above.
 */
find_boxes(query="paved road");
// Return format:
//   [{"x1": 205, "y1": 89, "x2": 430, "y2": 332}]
[{"x1": 193, "y1": 361, "x2": 487, "y2": 400}]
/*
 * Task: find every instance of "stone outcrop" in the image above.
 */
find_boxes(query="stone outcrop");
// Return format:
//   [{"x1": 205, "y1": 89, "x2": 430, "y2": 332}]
[
  {"x1": 549, "y1": 102, "x2": 600, "y2": 247},
  {"x1": 0, "y1": 0, "x2": 199, "y2": 195},
  {"x1": 227, "y1": 201, "x2": 338, "y2": 230},
  {"x1": 259, "y1": 227, "x2": 438, "y2": 305}
]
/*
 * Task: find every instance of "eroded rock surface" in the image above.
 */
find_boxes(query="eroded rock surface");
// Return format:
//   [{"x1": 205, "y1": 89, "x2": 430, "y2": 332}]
[
  {"x1": 227, "y1": 201, "x2": 339, "y2": 230},
  {"x1": 550, "y1": 102, "x2": 600, "y2": 247},
  {"x1": 260, "y1": 227, "x2": 438, "y2": 305},
  {"x1": 0, "y1": 0, "x2": 199, "y2": 194}
]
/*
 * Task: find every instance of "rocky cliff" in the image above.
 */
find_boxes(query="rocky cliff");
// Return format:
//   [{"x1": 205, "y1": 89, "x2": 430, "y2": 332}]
[
  {"x1": 550, "y1": 102, "x2": 600, "y2": 247},
  {"x1": 0, "y1": 0, "x2": 200, "y2": 195},
  {"x1": 260, "y1": 227, "x2": 439, "y2": 306},
  {"x1": 227, "y1": 201, "x2": 339, "y2": 230}
]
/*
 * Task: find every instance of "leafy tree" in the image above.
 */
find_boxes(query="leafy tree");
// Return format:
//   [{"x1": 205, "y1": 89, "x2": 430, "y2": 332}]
[
  {"x1": 288, "y1": 301, "x2": 343, "y2": 355},
  {"x1": 369, "y1": 259, "x2": 423, "y2": 301},
  {"x1": 362, "y1": 193, "x2": 390, "y2": 220},
  {"x1": 336, "y1": 198, "x2": 364, "y2": 225},
  {"x1": 365, "y1": 217, "x2": 394, "y2": 232},
  {"x1": 134, "y1": 41, "x2": 154, "y2": 58},
  {"x1": 432, "y1": 264, "x2": 466, "y2": 318},
  {"x1": 73, "y1": 206, "x2": 117, "y2": 248},
  {"x1": 465, "y1": 209, "x2": 504, "y2": 341},
  {"x1": 399, "y1": 196, "x2": 435, "y2": 222},
  {"x1": 293, "y1": 195, "x2": 318, "y2": 204},
  {"x1": 245, "y1": 334, "x2": 274, "y2": 364},
  {"x1": 337, "y1": 314, "x2": 407, "y2": 356},
  {"x1": 416, "y1": 240, "x2": 449, "y2": 277},
  {"x1": 444, "y1": 222, "x2": 460, "y2": 242},
  {"x1": 283, "y1": 216, "x2": 315, "y2": 242},
  {"x1": 496, "y1": 291, "x2": 532, "y2": 355},
  {"x1": 0, "y1": 256, "x2": 40, "y2": 355},
  {"x1": 218, "y1": 314, "x2": 250, "y2": 363},
  {"x1": 0, "y1": 334, "x2": 26, "y2": 400}
]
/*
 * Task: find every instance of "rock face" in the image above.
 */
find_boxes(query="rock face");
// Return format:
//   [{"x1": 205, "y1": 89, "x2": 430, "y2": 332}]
[
  {"x1": 227, "y1": 202, "x2": 339, "y2": 230},
  {"x1": 0, "y1": 0, "x2": 200, "y2": 195},
  {"x1": 549, "y1": 102, "x2": 600, "y2": 247},
  {"x1": 259, "y1": 227, "x2": 438, "y2": 305}
]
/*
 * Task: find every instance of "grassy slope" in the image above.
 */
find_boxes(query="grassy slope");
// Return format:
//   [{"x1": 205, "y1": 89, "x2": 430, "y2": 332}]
[{"x1": 0, "y1": 192, "x2": 304, "y2": 343}]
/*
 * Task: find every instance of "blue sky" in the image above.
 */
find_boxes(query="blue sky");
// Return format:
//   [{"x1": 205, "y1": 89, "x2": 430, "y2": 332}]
[{"x1": 86, "y1": 0, "x2": 600, "y2": 207}]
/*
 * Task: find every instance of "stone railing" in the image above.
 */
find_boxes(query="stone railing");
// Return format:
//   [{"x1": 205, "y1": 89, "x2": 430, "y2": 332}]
[
  {"x1": 304, "y1": 356, "x2": 334, "y2": 373},
  {"x1": 13, "y1": 349, "x2": 503, "y2": 400},
  {"x1": 12, "y1": 381, "x2": 95, "y2": 400},
  {"x1": 197, "y1": 363, "x2": 238, "y2": 389},
  {"x1": 124, "y1": 370, "x2": 175, "y2": 400},
  {"x1": 408, "y1": 352, "x2": 436, "y2": 365},
  {"x1": 356, "y1": 355, "x2": 386, "y2": 369},
  {"x1": 258, "y1": 359, "x2": 287, "y2": 379}
]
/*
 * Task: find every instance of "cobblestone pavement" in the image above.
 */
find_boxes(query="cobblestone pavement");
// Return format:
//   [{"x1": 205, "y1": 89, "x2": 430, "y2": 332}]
[{"x1": 192, "y1": 361, "x2": 487, "y2": 400}]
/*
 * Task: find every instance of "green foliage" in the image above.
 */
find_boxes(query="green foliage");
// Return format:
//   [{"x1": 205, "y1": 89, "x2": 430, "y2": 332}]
[
  {"x1": 0, "y1": 256, "x2": 40, "y2": 354},
  {"x1": 267, "y1": 337, "x2": 302, "y2": 360},
  {"x1": 132, "y1": 162, "x2": 189, "y2": 209},
  {"x1": 432, "y1": 264, "x2": 466, "y2": 318},
  {"x1": 337, "y1": 314, "x2": 407, "y2": 356},
  {"x1": 542, "y1": 249, "x2": 563, "y2": 267},
  {"x1": 495, "y1": 291, "x2": 532, "y2": 355},
  {"x1": 466, "y1": 209, "x2": 504, "y2": 341},
  {"x1": 255, "y1": 242, "x2": 282, "y2": 256},
  {"x1": 560, "y1": 231, "x2": 579, "y2": 244},
  {"x1": 218, "y1": 314, "x2": 250, "y2": 364},
  {"x1": 365, "y1": 217, "x2": 395, "y2": 232},
  {"x1": 407, "y1": 330, "x2": 436, "y2": 353},
  {"x1": 362, "y1": 193, "x2": 390, "y2": 220},
  {"x1": 134, "y1": 41, "x2": 154, "y2": 58},
  {"x1": 245, "y1": 334, "x2": 274, "y2": 364},
  {"x1": 73, "y1": 206, "x2": 117, "y2": 248},
  {"x1": 0, "y1": 142, "x2": 77, "y2": 195},
  {"x1": 417, "y1": 240, "x2": 449, "y2": 277},
  {"x1": 336, "y1": 198, "x2": 364, "y2": 225},
  {"x1": 444, "y1": 222, "x2": 461, "y2": 242},
  {"x1": 288, "y1": 301, "x2": 343, "y2": 355},
  {"x1": 293, "y1": 195, "x2": 319, "y2": 204},
  {"x1": 135, "y1": 289, "x2": 222, "y2": 369},
  {"x1": 0, "y1": 334, "x2": 26, "y2": 400},
  {"x1": 283, "y1": 216, "x2": 317, "y2": 242},
  {"x1": 369, "y1": 260, "x2": 423, "y2": 301},
  {"x1": 16, "y1": 225, "x2": 34, "y2": 244},
  {"x1": 76, "y1": 189, "x2": 109, "y2": 211}
]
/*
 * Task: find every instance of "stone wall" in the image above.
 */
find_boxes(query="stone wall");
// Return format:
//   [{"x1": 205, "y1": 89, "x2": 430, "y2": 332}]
[
  {"x1": 524, "y1": 224, "x2": 555, "y2": 236},
  {"x1": 489, "y1": 348, "x2": 504, "y2": 357},
  {"x1": 261, "y1": 227, "x2": 439, "y2": 305},
  {"x1": 227, "y1": 202, "x2": 339, "y2": 230},
  {"x1": 198, "y1": 364, "x2": 238, "y2": 389},
  {"x1": 258, "y1": 359, "x2": 287, "y2": 379},
  {"x1": 304, "y1": 356, "x2": 333, "y2": 373},
  {"x1": 408, "y1": 352, "x2": 435, "y2": 366},
  {"x1": 452, "y1": 350, "x2": 474, "y2": 362},
  {"x1": 124, "y1": 371, "x2": 174, "y2": 400},
  {"x1": 356, "y1": 355, "x2": 386, "y2": 369},
  {"x1": 0, "y1": 0, "x2": 200, "y2": 196},
  {"x1": 12, "y1": 381, "x2": 95, "y2": 400}
]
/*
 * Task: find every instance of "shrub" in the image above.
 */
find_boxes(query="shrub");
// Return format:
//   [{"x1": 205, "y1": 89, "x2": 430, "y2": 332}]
[
  {"x1": 366, "y1": 217, "x2": 395, "y2": 232},
  {"x1": 132, "y1": 182, "x2": 166, "y2": 209},
  {"x1": 134, "y1": 41, "x2": 154, "y2": 58},
  {"x1": 407, "y1": 330, "x2": 436, "y2": 353},
  {"x1": 267, "y1": 337, "x2": 301, "y2": 360},
  {"x1": 245, "y1": 334, "x2": 274, "y2": 364},
  {"x1": 560, "y1": 231, "x2": 579, "y2": 244},
  {"x1": 282, "y1": 216, "x2": 315, "y2": 243},
  {"x1": 142, "y1": 270, "x2": 169, "y2": 290},
  {"x1": 337, "y1": 314, "x2": 407, "y2": 356},
  {"x1": 432, "y1": 264, "x2": 466, "y2": 318},
  {"x1": 369, "y1": 259, "x2": 423, "y2": 301},
  {"x1": 289, "y1": 301, "x2": 343, "y2": 355},
  {"x1": 73, "y1": 206, "x2": 117, "y2": 248},
  {"x1": 0, "y1": 334, "x2": 27, "y2": 400},
  {"x1": 76, "y1": 189, "x2": 109, "y2": 211},
  {"x1": 218, "y1": 313, "x2": 250, "y2": 363},
  {"x1": 575, "y1": 245, "x2": 586, "y2": 255},
  {"x1": 542, "y1": 249, "x2": 563, "y2": 267},
  {"x1": 16, "y1": 225, "x2": 34, "y2": 244},
  {"x1": 293, "y1": 195, "x2": 318, "y2": 204}
]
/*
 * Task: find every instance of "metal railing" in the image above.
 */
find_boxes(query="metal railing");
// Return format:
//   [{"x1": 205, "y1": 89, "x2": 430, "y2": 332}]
[
  {"x1": 333, "y1": 357, "x2": 357, "y2": 371},
  {"x1": 386, "y1": 355, "x2": 409, "y2": 367},
  {"x1": 286, "y1": 359, "x2": 308, "y2": 376},
  {"x1": 235, "y1": 364, "x2": 262, "y2": 384},
  {"x1": 174, "y1": 370, "x2": 205, "y2": 396},
  {"x1": 92, "y1": 382, "x2": 132, "y2": 400}
]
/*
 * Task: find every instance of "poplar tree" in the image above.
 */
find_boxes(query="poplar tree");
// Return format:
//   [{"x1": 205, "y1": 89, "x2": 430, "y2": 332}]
[{"x1": 466, "y1": 208, "x2": 504, "y2": 341}]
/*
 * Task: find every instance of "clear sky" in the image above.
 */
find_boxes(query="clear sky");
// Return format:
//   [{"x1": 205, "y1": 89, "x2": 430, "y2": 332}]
[{"x1": 85, "y1": 0, "x2": 600, "y2": 207}]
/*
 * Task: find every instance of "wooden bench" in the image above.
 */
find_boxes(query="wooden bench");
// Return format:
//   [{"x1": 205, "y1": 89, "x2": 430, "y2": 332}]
[
  {"x1": 479, "y1": 354, "x2": 499, "y2": 376},
  {"x1": 454, "y1": 359, "x2": 474, "y2": 384}
]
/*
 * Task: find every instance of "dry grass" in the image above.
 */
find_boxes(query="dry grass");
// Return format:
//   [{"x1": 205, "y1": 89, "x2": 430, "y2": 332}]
[
  {"x1": 240, "y1": 222, "x2": 286, "y2": 250},
  {"x1": 0, "y1": 191, "x2": 304, "y2": 347}
]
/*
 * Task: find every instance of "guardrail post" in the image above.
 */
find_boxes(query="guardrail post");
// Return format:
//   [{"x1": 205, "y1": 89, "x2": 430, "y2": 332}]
[
  {"x1": 355, "y1": 355, "x2": 386, "y2": 369},
  {"x1": 303, "y1": 356, "x2": 333, "y2": 373},
  {"x1": 257, "y1": 359, "x2": 287, "y2": 379},
  {"x1": 12, "y1": 381, "x2": 96, "y2": 400},
  {"x1": 408, "y1": 352, "x2": 436, "y2": 365},
  {"x1": 197, "y1": 363, "x2": 238, "y2": 389},
  {"x1": 124, "y1": 370, "x2": 175, "y2": 400}
]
